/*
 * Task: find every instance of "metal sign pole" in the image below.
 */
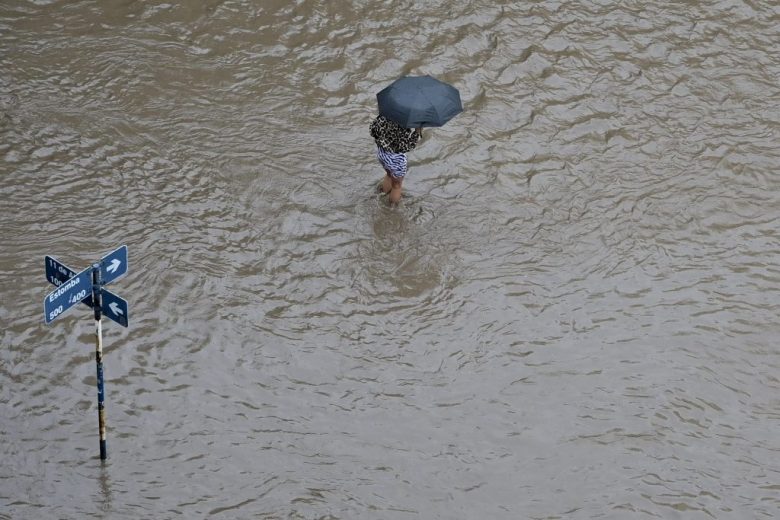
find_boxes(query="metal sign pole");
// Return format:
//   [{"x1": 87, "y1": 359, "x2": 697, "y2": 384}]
[{"x1": 91, "y1": 263, "x2": 107, "y2": 460}]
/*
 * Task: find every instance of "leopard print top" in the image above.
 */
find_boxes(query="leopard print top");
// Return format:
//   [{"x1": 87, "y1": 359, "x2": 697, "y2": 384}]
[{"x1": 370, "y1": 115, "x2": 420, "y2": 154}]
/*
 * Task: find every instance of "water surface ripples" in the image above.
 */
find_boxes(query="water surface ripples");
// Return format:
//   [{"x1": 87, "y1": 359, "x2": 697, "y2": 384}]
[{"x1": 1, "y1": 0, "x2": 779, "y2": 518}]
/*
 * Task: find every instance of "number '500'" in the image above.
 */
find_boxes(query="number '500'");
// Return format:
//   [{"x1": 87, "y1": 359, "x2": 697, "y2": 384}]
[{"x1": 49, "y1": 305, "x2": 64, "y2": 321}]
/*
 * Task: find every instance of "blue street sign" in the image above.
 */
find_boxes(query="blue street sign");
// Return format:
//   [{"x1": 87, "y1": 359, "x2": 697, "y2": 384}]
[
  {"x1": 100, "y1": 289, "x2": 128, "y2": 328},
  {"x1": 44, "y1": 266, "x2": 93, "y2": 324},
  {"x1": 100, "y1": 245, "x2": 128, "y2": 286},
  {"x1": 45, "y1": 256, "x2": 93, "y2": 308}
]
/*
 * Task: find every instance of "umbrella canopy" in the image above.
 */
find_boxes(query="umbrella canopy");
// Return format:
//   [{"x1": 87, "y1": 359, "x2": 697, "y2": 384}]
[{"x1": 376, "y1": 75, "x2": 463, "y2": 128}]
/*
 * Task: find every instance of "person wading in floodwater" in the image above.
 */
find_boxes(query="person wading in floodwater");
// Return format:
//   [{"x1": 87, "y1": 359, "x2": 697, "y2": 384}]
[{"x1": 370, "y1": 114, "x2": 422, "y2": 204}]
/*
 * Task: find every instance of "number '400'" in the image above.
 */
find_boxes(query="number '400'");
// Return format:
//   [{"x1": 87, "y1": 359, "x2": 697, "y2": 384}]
[{"x1": 69, "y1": 289, "x2": 87, "y2": 304}]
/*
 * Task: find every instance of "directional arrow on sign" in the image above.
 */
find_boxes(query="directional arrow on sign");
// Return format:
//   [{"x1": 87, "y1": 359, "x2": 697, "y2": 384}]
[
  {"x1": 106, "y1": 259, "x2": 121, "y2": 274},
  {"x1": 100, "y1": 245, "x2": 128, "y2": 286},
  {"x1": 100, "y1": 289, "x2": 128, "y2": 328}
]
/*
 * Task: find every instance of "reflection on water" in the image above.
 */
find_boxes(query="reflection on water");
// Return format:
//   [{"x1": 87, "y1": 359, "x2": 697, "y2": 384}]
[
  {"x1": 98, "y1": 465, "x2": 112, "y2": 513},
  {"x1": 1, "y1": 0, "x2": 779, "y2": 518}
]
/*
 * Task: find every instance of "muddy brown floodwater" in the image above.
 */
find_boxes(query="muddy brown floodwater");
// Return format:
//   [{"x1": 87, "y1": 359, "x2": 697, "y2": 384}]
[{"x1": 1, "y1": 1, "x2": 779, "y2": 518}]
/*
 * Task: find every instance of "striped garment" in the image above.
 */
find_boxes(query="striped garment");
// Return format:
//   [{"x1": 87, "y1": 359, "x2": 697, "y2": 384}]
[{"x1": 376, "y1": 147, "x2": 408, "y2": 179}]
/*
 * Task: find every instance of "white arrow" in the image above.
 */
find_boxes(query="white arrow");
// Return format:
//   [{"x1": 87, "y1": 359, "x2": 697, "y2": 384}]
[
  {"x1": 106, "y1": 259, "x2": 121, "y2": 274},
  {"x1": 109, "y1": 302, "x2": 124, "y2": 315}
]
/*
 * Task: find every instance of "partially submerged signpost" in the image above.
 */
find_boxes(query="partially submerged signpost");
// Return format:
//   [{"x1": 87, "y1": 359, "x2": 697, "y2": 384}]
[{"x1": 43, "y1": 245, "x2": 129, "y2": 460}]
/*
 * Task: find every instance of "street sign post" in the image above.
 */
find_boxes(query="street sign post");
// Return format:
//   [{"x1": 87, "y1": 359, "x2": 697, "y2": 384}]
[{"x1": 42, "y1": 245, "x2": 130, "y2": 461}]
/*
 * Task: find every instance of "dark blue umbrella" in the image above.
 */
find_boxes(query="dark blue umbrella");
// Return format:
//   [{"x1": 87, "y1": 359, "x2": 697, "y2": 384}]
[{"x1": 376, "y1": 75, "x2": 463, "y2": 128}]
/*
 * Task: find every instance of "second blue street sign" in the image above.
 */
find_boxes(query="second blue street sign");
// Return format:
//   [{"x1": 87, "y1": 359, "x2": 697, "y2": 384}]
[{"x1": 100, "y1": 289, "x2": 128, "y2": 328}]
